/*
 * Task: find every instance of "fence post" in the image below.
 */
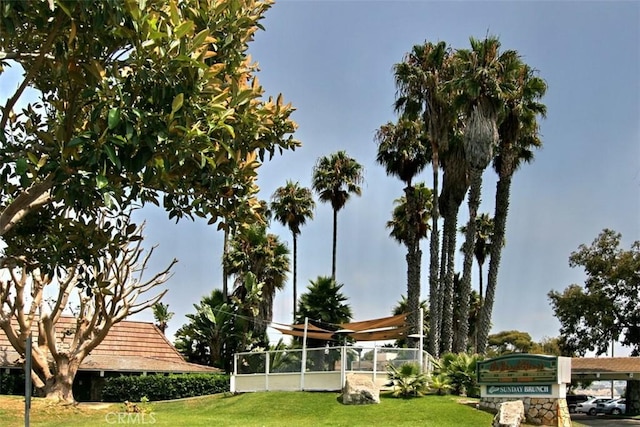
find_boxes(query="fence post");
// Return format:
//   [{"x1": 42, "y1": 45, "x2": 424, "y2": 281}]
[{"x1": 300, "y1": 317, "x2": 308, "y2": 391}]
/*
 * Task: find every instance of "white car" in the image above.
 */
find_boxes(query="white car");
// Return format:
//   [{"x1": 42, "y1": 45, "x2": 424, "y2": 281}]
[{"x1": 576, "y1": 397, "x2": 614, "y2": 416}]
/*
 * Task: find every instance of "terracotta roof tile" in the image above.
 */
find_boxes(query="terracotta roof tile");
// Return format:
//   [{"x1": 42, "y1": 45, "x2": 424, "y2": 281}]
[{"x1": 0, "y1": 317, "x2": 220, "y2": 374}]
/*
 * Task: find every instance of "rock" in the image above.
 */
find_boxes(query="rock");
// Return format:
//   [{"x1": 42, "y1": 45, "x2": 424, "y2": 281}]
[
  {"x1": 341, "y1": 374, "x2": 380, "y2": 405},
  {"x1": 493, "y1": 400, "x2": 525, "y2": 427}
]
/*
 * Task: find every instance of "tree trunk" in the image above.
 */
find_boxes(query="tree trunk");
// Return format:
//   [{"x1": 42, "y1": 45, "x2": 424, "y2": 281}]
[
  {"x1": 478, "y1": 174, "x2": 511, "y2": 354},
  {"x1": 331, "y1": 208, "x2": 338, "y2": 281},
  {"x1": 41, "y1": 356, "x2": 79, "y2": 404},
  {"x1": 626, "y1": 380, "x2": 640, "y2": 415},
  {"x1": 440, "y1": 198, "x2": 461, "y2": 355},
  {"x1": 428, "y1": 152, "x2": 441, "y2": 357},
  {"x1": 405, "y1": 185, "x2": 421, "y2": 346},
  {"x1": 293, "y1": 233, "x2": 298, "y2": 321},
  {"x1": 454, "y1": 168, "x2": 483, "y2": 353},
  {"x1": 223, "y1": 227, "x2": 229, "y2": 302}
]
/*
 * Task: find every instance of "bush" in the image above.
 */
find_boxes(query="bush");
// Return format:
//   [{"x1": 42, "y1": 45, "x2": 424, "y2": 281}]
[
  {"x1": 386, "y1": 362, "x2": 429, "y2": 398},
  {"x1": 0, "y1": 371, "x2": 25, "y2": 395},
  {"x1": 102, "y1": 373, "x2": 229, "y2": 402}
]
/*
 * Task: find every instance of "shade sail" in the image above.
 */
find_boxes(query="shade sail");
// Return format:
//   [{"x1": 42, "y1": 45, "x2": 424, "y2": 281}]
[{"x1": 272, "y1": 313, "x2": 408, "y2": 342}]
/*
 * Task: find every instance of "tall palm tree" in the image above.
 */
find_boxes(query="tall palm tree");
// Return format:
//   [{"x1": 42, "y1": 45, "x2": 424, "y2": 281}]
[
  {"x1": 376, "y1": 118, "x2": 430, "y2": 344},
  {"x1": 477, "y1": 63, "x2": 547, "y2": 354},
  {"x1": 437, "y1": 135, "x2": 468, "y2": 355},
  {"x1": 311, "y1": 151, "x2": 364, "y2": 281},
  {"x1": 271, "y1": 181, "x2": 315, "y2": 320},
  {"x1": 394, "y1": 41, "x2": 455, "y2": 357},
  {"x1": 152, "y1": 302, "x2": 174, "y2": 335},
  {"x1": 223, "y1": 223, "x2": 290, "y2": 346},
  {"x1": 391, "y1": 295, "x2": 429, "y2": 350},
  {"x1": 450, "y1": 35, "x2": 520, "y2": 353}
]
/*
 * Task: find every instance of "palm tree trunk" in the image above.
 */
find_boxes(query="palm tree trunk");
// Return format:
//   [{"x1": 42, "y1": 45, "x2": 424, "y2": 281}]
[
  {"x1": 405, "y1": 186, "x2": 421, "y2": 346},
  {"x1": 477, "y1": 174, "x2": 511, "y2": 354},
  {"x1": 293, "y1": 233, "x2": 298, "y2": 321},
  {"x1": 440, "y1": 199, "x2": 461, "y2": 354},
  {"x1": 437, "y1": 221, "x2": 448, "y2": 355},
  {"x1": 454, "y1": 168, "x2": 482, "y2": 353},
  {"x1": 428, "y1": 152, "x2": 441, "y2": 357},
  {"x1": 332, "y1": 208, "x2": 338, "y2": 281}
]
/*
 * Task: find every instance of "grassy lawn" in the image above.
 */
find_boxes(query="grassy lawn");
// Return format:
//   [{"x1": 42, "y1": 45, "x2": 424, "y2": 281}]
[{"x1": 1, "y1": 392, "x2": 497, "y2": 427}]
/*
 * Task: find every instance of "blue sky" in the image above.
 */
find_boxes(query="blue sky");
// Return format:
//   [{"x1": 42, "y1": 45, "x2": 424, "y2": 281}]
[{"x1": 92, "y1": 1, "x2": 640, "y2": 349}]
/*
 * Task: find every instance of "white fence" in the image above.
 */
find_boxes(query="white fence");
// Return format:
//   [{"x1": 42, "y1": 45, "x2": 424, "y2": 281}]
[{"x1": 231, "y1": 346, "x2": 433, "y2": 393}]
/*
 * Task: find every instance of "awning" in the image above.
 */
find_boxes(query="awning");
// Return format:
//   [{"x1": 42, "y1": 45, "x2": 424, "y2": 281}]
[{"x1": 272, "y1": 313, "x2": 408, "y2": 342}]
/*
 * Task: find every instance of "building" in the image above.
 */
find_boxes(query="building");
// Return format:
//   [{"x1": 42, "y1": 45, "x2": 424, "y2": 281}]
[{"x1": 0, "y1": 317, "x2": 219, "y2": 401}]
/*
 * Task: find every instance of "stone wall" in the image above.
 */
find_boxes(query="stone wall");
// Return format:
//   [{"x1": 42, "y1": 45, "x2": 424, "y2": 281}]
[{"x1": 480, "y1": 397, "x2": 572, "y2": 426}]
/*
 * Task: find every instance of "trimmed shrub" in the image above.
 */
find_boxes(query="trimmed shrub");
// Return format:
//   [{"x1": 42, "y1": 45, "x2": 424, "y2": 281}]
[
  {"x1": 0, "y1": 370, "x2": 25, "y2": 395},
  {"x1": 101, "y1": 373, "x2": 229, "y2": 402}
]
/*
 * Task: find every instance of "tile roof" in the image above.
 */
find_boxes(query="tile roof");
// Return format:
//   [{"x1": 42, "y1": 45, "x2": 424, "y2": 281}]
[
  {"x1": 572, "y1": 357, "x2": 640, "y2": 374},
  {"x1": 0, "y1": 317, "x2": 219, "y2": 374}
]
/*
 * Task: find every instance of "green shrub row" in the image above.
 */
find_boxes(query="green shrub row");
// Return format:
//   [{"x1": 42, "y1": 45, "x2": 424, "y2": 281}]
[
  {"x1": 0, "y1": 371, "x2": 25, "y2": 395},
  {"x1": 101, "y1": 373, "x2": 230, "y2": 402}
]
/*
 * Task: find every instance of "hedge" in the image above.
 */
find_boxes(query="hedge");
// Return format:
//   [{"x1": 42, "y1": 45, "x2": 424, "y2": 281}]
[
  {"x1": 0, "y1": 371, "x2": 25, "y2": 395},
  {"x1": 101, "y1": 373, "x2": 230, "y2": 402}
]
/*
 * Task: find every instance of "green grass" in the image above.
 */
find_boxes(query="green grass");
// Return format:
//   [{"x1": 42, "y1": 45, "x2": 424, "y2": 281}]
[{"x1": 2, "y1": 392, "x2": 495, "y2": 427}]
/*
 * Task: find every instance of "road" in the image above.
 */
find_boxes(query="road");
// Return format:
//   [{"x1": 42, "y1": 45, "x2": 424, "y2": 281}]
[{"x1": 572, "y1": 414, "x2": 640, "y2": 426}]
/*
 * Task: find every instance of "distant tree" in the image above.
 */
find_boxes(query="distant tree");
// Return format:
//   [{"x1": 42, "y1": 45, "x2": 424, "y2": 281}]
[
  {"x1": 548, "y1": 229, "x2": 640, "y2": 356},
  {"x1": 312, "y1": 151, "x2": 364, "y2": 281},
  {"x1": 0, "y1": 212, "x2": 175, "y2": 403},
  {"x1": 152, "y1": 302, "x2": 174, "y2": 335},
  {"x1": 223, "y1": 223, "x2": 290, "y2": 346},
  {"x1": 487, "y1": 330, "x2": 534, "y2": 355},
  {"x1": 295, "y1": 276, "x2": 352, "y2": 349},
  {"x1": 271, "y1": 181, "x2": 315, "y2": 320}
]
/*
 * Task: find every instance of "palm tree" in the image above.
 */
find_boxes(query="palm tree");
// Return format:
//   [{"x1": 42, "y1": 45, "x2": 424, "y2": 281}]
[
  {"x1": 295, "y1": 276, "x2": 352, "y2": 371},
  {"x1": 477, "y1": 63, "x2": 547, "y2": 354},
  {"x1": 450, "y1": 35, "x2": 520, "y2": 353},
  {"x1": 376, "y1": 118, "x2": 430, "y2": 344},
  {"x1": 311, "y1": 151, "x2": 364, "y2": 281},
  {"x1": 391, "y1": 295, "x2": 429, "y2": 350},
  {"x1": 394, "y1": 41, "x2": 456, "y2": 357},
  {"x1": 271, "y1": 181, "x2": 315, "y2": 320},
  {"x1": 437, "y1": 135, "x2": 468, "y2": 355},
  {"x1": 152, "y1": 302, "x2": 174, "y2": 335},
  {"x1": 459, "y1": 213, "x2": 495, "y2": 305},
  {"x1": 223, "y1": 223, "x2": 290, "y2": 346}
]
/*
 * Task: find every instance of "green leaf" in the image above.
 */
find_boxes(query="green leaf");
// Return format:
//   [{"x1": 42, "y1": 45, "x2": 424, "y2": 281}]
[
  {"x1": 16, "y1": 158, "x2": 27, "y2": 175},
  {"x1": 96, "y1": 174, "x2": 108, "y2": 189},
  {"x1": 174, "y1": 21, "x2": 194, "y2": 38},
  {"x1": 171, "y1": 93, "x2": 184, "y2": 114},
  {"x1": 108, "y1": 108, "x2": 121, "y2": 130},
  {"x1": 104, "y1": 144, "x2": 120, "y2": 169}
]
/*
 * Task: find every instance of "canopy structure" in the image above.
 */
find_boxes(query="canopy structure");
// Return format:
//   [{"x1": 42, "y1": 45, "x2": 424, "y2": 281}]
[{"x1": 272, "y1": 313, "x2": 408, "y2": 342}]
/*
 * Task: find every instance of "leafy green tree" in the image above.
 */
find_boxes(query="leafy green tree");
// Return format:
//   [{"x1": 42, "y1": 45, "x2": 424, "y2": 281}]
[
  {"x1": 548, "y1": 229, "x2": 640, "y2": 356},
  {"x1": 311, "y1": 151, "x2": 364, "y2": 281},
  {"x1": 223, "y1": 223, "x2": 290, "y2": 346},
  {"x1": 487, "y1": 330, "x2": 534, "y2": 354},
  {"x1": 271, "y1": 181, "x2": 315, "y2": 320},
  {"x1": 152, "y1": 302, "x2": 174, "y2": 335},
  {"x1": 175, "y1": 279, "x2": 262, "y2": 372},
  {"x1": 394, "y1": 41, "x2": 456, "y2": 357},
  {"x1": 0, "y1": 0, "x2": 298, "y2": 268},
  {"x1": 376, "y1": 118, "x2": 430, "y2": 344},
  {"x1": 450, "y1": 36, "x2": 521, "y2": 353},
  {"x1": 479, "y1": 62, "x2": 547, "y2": 354}
]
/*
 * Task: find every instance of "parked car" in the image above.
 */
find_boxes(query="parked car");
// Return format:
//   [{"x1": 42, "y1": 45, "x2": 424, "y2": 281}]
[
  {"x1": 566, "y1": 394, "x2": 593, "y2": 413},
  {"x1": 576, "y1": 397, "x2": 614, "y2": 416},
  {"x1": 596, "y1": 398, "x2": 626, "y2": 415}
]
